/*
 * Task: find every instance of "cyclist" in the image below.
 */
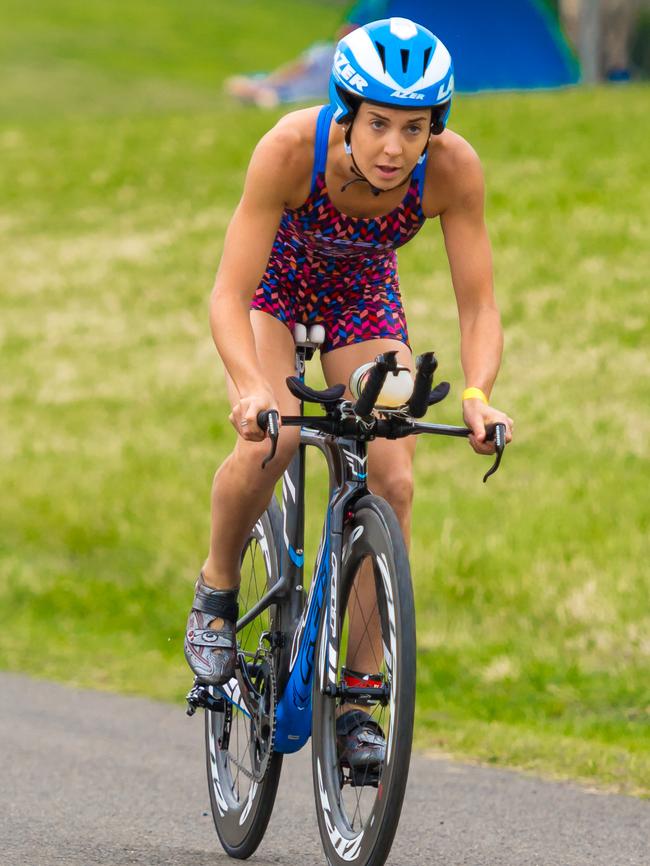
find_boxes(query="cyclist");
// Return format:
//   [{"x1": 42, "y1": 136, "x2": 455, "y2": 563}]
[{"x1": 185, "y1": 17, "x2": 513, "y2": 776}]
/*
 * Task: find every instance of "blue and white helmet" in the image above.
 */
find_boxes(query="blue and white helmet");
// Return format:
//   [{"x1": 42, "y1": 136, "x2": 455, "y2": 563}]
[{"x1": 330, "y1": 18, "x2": 454, "y2": 133}]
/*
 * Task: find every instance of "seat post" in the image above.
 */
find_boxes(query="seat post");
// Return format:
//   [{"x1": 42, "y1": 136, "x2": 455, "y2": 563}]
[
  {"x1": 280, "y1": 325, "x2": 324, "y2": 618},
  {"x1": 293, "y1": 323, "x2": 325, "y2": 382}
]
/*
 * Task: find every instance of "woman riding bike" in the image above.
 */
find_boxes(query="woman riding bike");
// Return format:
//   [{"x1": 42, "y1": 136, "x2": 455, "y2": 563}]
[{"x1": 184, "y1": 17, "x2": 513, "y2": 774}]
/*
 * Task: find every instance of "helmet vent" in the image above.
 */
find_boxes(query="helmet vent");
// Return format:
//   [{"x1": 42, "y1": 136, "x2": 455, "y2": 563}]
[
  {"x1": 423, "y1": 47, "x2": 432, "y2": 75},
  {"x1": 400, "y1": 49, "x2": 410, "y2": 74},
  {"x1": 374, "y1": 41, "x2": 387, "y2": 72}
]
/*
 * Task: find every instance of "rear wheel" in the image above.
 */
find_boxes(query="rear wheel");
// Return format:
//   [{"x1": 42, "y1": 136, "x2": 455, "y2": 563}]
[
  {"x1": 205, "y1": 498, "x2": 286, "y2": 859},
  {"x1": 311, "y1": 494, "x2": 416, "y2": 866}
]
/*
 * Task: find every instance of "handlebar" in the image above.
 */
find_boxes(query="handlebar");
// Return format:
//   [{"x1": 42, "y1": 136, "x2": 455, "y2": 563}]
[
  {"x1": 256, "y1": 409, "x2": 506, "y2": 483},
  {"x1": 407, "y1": 352, "x2": 438, "y2": 418},
  {"x1": 255, "y1": 351, "x2": 507, "y2": 481}
]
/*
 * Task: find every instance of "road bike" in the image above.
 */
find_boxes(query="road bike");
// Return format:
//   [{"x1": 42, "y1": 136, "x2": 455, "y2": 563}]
[{"x1": 187, "y1": 324, "x2": 506, "y2": 866}]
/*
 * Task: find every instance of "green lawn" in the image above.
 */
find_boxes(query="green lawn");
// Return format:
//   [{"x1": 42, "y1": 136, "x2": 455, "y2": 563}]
[{"x1": 1, "y1": 0, "x2": 648, "y2": 796}]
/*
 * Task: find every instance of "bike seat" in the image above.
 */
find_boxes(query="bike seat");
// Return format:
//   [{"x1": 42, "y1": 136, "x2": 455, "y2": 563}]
[{"x1": 286, "y1": 376, "x2": 346, "y2": 407}]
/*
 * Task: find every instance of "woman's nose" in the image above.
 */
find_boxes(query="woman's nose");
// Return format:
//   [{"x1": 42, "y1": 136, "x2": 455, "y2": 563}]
[{"x1": 383, "y1": 135, "x2": 402, "y2": 157}]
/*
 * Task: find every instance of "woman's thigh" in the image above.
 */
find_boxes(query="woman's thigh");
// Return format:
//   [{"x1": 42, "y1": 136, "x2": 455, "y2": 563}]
[{"x1": 320, "y1": 337, "x2": 414, "y2": 395}]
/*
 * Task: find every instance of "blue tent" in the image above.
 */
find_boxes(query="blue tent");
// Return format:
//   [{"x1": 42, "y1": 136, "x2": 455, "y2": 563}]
[{"x1": 352, "y1": 0, "x2": 580, "y2": 91}]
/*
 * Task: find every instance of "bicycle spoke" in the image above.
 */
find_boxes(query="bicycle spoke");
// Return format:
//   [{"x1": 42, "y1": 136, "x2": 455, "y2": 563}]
[
  {"x1": 347, "y1": 566, "x2": 382, "y2": 673},
  {"x1": 350, "y1": 788, "x2": 364, "y2": 829}
]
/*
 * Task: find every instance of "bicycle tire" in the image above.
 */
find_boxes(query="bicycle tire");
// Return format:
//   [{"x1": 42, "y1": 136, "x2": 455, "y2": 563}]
[
  {"x1": 205, "y1": 497, "x2": 287, "y2": 859},
  {"x1": 311, "y1": 494, "x2": 416, "y2": 866}
]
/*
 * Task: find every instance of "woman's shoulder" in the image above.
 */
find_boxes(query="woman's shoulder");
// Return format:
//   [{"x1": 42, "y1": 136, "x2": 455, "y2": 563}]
[
  {"x1": 250, "y1": 106, "x2": 323, "y2": 207},
  {"x1": 421, "y1": 129, "x2": 484, "y2": 217},
  {"x1": 273, "y1": 105, "x2": 323, "y2": 141},
  {"x1": 426, "y1": 129, "x2": 481, "y2": 179}
]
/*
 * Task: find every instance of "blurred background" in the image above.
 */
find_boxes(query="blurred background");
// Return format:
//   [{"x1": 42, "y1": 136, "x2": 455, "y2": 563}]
[
  {"x1": 0, "y1": 1, "x2": 648, "y2": 795},
  {"x1": 225, "y1": 0, "x2": 650, "y2": 106}
]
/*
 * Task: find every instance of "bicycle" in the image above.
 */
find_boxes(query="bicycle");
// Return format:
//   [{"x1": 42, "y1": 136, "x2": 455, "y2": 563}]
[{"x1": 187, "y1": 324, "x2": 506, "y2": 866}]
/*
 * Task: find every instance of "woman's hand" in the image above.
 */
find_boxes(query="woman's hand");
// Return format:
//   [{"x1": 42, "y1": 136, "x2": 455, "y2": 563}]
[
  {"x1": 229, "y1": 386, "x2": 278, "y2": 442},
  {"x1": 463, "y1": 398, "x2": 513, "y2": 455}
]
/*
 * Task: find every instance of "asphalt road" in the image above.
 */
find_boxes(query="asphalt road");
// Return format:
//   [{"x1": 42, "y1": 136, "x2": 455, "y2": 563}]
[{"x1": 0, "y1": 672, "x2": 647, "y2": 866}]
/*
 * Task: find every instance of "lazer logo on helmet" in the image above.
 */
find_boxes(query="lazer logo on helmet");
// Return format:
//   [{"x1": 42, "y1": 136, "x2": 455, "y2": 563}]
[
  {"x1": 334, "y1": 50, "x2": 367, "y2": 93},
  {"x1": 437, "y1": 78, "x2": 453, "y2": 101},
  {"x1": 390, "y1": 90, "x2": 424, "y2": 100}
]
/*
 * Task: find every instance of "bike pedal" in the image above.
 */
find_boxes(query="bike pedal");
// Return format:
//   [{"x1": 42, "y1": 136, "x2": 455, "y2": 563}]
[
  {"x1": 340, "y1": 764, "x2": 382, "y2": 788},
  {"x1": 348, "y1": 769, "x2": 381, "y2": 788},
  {"x1": 186, "y1": 682, "x2": 225, "y2": 715}
]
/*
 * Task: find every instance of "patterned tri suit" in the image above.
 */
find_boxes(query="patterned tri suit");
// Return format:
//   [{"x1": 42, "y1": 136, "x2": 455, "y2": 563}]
[{"x1": 251, "y1": 105, "x2": 428, "y2": 354}]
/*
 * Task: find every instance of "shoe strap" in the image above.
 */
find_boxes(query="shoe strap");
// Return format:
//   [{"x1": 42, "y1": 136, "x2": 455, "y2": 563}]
[
  {"x1": 192, "y1": 577, "x2": 239, "y2": 622},
  {"x1": 342, "y1": 668, "x2": 384, "y2": 690},
  {"x1": 187, "y1": 627, "x2": 236, "y2": 649}
]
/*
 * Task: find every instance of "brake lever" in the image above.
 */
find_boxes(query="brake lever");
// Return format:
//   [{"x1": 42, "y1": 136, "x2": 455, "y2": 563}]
[
  {"x1": 482, "y1": 422, "x2": 506, "y2": 483},
  {"x1": 256, "y1": 410, "x2": 280, "y2": 469}
]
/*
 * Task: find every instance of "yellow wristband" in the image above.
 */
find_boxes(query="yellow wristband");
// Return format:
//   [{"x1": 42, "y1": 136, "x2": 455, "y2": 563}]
[{"x1": 462, "y1": 387, "x2": 489, "y2": 404}]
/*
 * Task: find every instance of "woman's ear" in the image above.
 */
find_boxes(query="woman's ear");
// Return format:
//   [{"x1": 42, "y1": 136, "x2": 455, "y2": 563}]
[{"x1": 343, "y1": 122, "x2": 353, "y2": 154}]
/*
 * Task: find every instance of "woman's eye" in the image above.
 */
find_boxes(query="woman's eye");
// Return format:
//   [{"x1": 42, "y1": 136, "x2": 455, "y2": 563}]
[
  {"x1": 407, "y1": 126, "x2": 422, "y2": 135},
  {"x1": 371, "y1": 120, "x2": 384, "y2": 130}
]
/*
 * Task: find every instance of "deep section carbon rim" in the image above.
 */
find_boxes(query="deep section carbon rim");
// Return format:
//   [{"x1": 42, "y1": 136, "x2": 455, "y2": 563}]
[{"x1": 312, "y1": 495, "x2": 416, "y2": 866}]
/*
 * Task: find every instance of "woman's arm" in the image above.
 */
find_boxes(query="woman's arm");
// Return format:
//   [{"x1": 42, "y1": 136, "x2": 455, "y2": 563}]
[
  {"x1": 210, "y1": 125, "x2": 305, "y2": 438},
  {"x1": 440, "y1": 145, "x2": 513, "y2": 453}
]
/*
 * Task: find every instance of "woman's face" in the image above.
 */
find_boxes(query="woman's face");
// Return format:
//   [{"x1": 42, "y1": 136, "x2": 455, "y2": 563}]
[{"x1": 347, "y1": 102, "x2": 431, "y2": 189}]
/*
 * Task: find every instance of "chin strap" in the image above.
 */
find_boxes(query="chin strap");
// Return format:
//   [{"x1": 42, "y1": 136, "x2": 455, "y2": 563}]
[{"x1": 341, "y1": 160, "x2": 390, "y2": 196}]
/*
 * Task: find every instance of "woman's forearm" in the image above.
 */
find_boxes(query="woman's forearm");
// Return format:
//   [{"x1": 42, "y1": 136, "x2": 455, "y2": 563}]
[
  {"x1": 459, "y1": 305, "x2": 503, "y2": 399},
  {"x1": 210, "y1": 289, "x2": 267, "y2": 396}
]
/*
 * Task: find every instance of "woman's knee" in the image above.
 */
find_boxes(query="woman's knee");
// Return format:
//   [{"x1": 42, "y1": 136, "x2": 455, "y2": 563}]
[
  {"x1": 232, "y1": 426, "x2": 300, "y2": 479},
  {"x1": 368, "y1": 465, "x2": 414, "y2": 518}
]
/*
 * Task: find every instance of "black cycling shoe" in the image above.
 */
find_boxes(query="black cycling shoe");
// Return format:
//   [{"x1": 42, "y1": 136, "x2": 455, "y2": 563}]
[
  {"x1": 336, "y1": 709, "x2": 386, "y2": 788},
  {"x1": 184, "y1": 573, "x2": 239, "y2": 686}
]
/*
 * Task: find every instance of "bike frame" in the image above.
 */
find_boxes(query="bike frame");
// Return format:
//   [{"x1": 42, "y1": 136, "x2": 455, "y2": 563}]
[
  {"x1": 235, "y1": 340, "x2": 369, "y2": 753},
  {"x1": 273, "y1": 429, "x2": 368, "y2": 752}
]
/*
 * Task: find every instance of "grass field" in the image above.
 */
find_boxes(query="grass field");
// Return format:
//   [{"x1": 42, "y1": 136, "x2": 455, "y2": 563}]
[{"x1": 1, "y1": 0, "x2": 649, "y2": 795}]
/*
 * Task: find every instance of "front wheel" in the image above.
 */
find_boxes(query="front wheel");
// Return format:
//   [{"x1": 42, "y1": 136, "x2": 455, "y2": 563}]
[
  {"x1": 204, "y1": 498, "x2": 286, "y2": 859},
  {"x1": 311, "y1": 494, "x2": 416, "y2": 866}
]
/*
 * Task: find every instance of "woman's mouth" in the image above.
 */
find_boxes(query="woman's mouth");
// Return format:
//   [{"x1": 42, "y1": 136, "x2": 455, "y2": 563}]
[{"x1": 375, "y1": 164, "x2": 401, "y2": 180}]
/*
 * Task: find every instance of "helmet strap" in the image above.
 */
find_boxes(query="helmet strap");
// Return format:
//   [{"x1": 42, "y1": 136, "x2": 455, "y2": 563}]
[{"x1": 417, "y1": 133, "x2": 432, "y2": 165}]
